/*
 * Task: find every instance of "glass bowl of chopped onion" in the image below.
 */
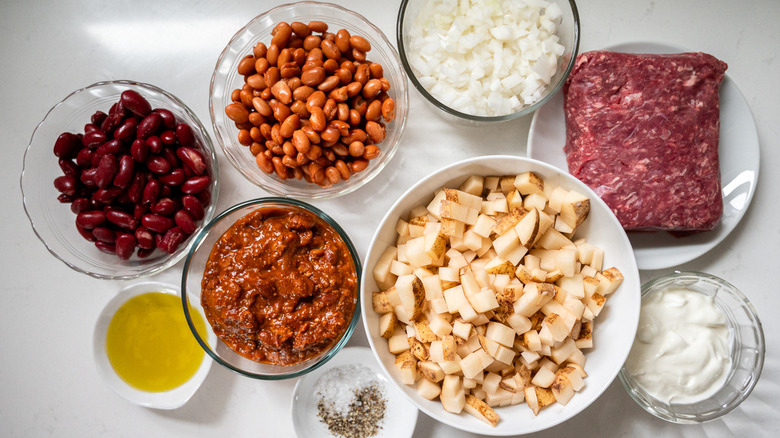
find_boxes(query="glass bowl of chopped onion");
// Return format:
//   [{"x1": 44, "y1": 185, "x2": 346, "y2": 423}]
[{"x1": 397, "y1": 0, "x2": 580, "y2": 123}]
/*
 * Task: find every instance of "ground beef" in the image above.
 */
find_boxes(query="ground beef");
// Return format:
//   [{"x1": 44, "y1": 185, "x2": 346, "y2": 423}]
[{"x1": 563, "y1": 50, "x2": 727, "y2": 232}]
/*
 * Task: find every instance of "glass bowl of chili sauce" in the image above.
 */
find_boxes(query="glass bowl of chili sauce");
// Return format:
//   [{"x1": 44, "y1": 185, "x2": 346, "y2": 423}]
[{"x1": 181, "y1": 197, "x2": 361, "y2": 379}]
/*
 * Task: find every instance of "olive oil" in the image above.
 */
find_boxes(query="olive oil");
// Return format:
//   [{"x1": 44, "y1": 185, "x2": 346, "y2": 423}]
[{"x1": 105, "y1": 292, "x2": 206, "y2": 392}]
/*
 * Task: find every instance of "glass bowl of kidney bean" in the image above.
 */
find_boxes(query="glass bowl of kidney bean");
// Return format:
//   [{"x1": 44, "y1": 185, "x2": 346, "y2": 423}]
[
  {"x1": 21, "y1": 80, "x2": 219, "y2": 280},
  {"x1": 210, "y1": 1, "x2": 409, "y2": 199}
]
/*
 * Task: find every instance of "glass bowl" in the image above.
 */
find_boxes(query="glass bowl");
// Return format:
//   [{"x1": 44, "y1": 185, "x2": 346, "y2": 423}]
[
  {"x1": 397, "y1": 0, "x2": 580, "y2": 123},
  {"x1": 209, "y1": 2, "x2": 409, "y2": 199},
  {"x1": 619, "y1": 271, "x2": 765, "y2": 423},
  {"x1": 181, "y1": 197, "x2": 361, "y2": 380},
  {"x1": 21, "y1": 80, "x2": 220, "y2": 280}
]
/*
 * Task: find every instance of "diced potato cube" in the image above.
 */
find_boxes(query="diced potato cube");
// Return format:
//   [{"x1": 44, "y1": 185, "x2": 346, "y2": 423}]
[
  {"x1": 417, "y1": 377, "x2": 442, "y2": 400},
  {"x1": 440, "y1": 375, "x2": 466, "y2": 414},
  {"x1": 378, "y1": 312, "x2": 397, "y2": 338},
  {"x1": 485, "y1": 321, "x2": 516, "y2": 348}
]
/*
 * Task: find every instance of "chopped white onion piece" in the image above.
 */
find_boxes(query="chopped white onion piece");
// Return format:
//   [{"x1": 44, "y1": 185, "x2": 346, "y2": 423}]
[{"x1": 408, "y1": 0, "x2": 564, "y2": 116}]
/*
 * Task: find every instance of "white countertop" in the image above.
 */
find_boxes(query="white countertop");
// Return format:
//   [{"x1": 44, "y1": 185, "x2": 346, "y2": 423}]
[{"x1": 2, "y1": 0, "x2": 778, "y2": 436}]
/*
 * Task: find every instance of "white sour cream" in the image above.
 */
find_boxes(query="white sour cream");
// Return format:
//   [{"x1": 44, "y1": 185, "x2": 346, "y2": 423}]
[{"x1": 625, "y1": 287, "x2": 732, "y2": 404}]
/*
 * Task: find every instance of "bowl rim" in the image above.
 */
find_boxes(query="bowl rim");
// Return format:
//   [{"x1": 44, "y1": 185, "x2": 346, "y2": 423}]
[
  {"x1": 92, "y1": 280, "x2": 214, "y2": 409},
  {"x1": 396, "y1": 0, "x2": 581, "y2": 122},
  {"x1": 360, "y1": 154, "x2": 640, "y2": 434},
  {"x1": 20, "y1": 79, "x2": 220, "y2": 280},
  {"x1": 181, "y1": 196, "x2": 362, "y2": 380},
  {"x1": 208, "y1": 1, "x2": 409, "y2": 199},
  {"x1": 618, "y1": 270, "x2": 766, "y2": 423}
]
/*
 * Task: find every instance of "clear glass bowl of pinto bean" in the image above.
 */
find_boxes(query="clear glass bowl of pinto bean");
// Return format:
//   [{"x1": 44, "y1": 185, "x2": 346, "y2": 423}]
[
  {"x1": 210, "y1": 1, "x2": 409, "y2": 199},
  {"x1": 21, "y1": 80, "x2": 219, "y2": 280}
]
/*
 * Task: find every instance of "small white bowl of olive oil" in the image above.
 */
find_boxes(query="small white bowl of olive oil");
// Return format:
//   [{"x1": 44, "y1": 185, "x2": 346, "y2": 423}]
[{"x1": 93, "y1": 281, "x2": 215, "y2": 409}]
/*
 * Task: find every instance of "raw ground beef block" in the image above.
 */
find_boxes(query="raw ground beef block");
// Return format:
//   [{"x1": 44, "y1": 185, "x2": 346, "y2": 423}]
[{"x1": 563, "y1": 51, "x2": 727, "y2": 232}]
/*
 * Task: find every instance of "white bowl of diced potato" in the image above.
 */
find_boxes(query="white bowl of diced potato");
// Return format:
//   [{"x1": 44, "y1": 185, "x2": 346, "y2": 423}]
[{"x1": 360, "y1": 155, "x2": 641, "y2": 435}]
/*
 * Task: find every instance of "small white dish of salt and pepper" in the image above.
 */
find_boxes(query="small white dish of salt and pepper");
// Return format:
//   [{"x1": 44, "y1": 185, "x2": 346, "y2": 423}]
[{"x1": 292, "y1": 346, "x2": 419, "y2": 438}]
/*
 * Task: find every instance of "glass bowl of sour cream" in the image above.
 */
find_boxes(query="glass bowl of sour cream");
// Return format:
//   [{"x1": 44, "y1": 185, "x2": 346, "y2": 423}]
[{"x1": 619, "y1": 271, "x2": 765, "y2": 423}]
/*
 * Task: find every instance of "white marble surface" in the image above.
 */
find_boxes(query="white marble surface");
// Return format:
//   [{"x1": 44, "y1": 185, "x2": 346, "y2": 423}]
[{"x1": 2, "y1": 0, "x2": 778, "y2": 436}]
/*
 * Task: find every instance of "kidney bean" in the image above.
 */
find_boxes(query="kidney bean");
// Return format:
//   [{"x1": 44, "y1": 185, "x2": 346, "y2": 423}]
[
  {"x1": 181, "y1": 175, "x2": 210, "y2": 194},
  {"x1": 93, "y1": 241, "x2": 116, "y2": 255},
  {"x1": 120, "y1": 90, "x2": 152, "y2": 117},
  {"x1": 174, "y1": 209, "x2": 197, "y2": 234},
  {"x1": 100, "y1": 112, "x2": 123, "y2": 135},
  {"x1": 142, "y1": 213, "x2": 174, "y2": 234},
  {"x1": 82, "y1": 129, "x2": 107, "y2": 148},
  {"x1": 53, "y1": 132, "x2": 80, "y2": 159},
  {"x1": 180, "y1": 195, "x2": 204, "y2": 221},
  {"x1": 70, "y1": 197, "x2": 89, "y2": 214},
  {"x1": 146, "y1": 135, "x2": 163, "y2": 154},
  {"x1": 113, "y1": 155, "x2": 134, "y2": 189},
  {"x1": 136, "y1": 112, "x2": 162, "y2": 139},
  {"x1": 141, "y1": 179, "x2": 161, "y2": 205},
  {"x1": 133, "y1": 227, "x2": 154, "y2": 250},
  {"x1": 157, "y1": 226, "x2": 185, "y2": 254},
  {"x1": 104, "y1": 210, "x2": 136, "y2": 230},
  {"x1": 58, "y1": 194, "x2": 76, "y2": 204},
  {"x1": 154, "y1": 108, "x2": 176, "y2": 129},
  {"x1": 97, "y1": 139, "x2": 122, "y2": 157},
  {"x1": 175, "y1": 123, "x2": 195, "y2": 147},
  {"x1": 114, "y1": 117, "x2": 138, "y2": 141},
  {"x1": 93, "y1": 188, "x2": 122, "y2": 204},
  {"x1": 159, "y1": 168, "x2": 185, "y2": 186},
  {"x1": 160, "y1": 130, "x2": 177, "y2": 146},
  {"x1": 80, "y1": 167, "x2": 97, "y2": 188},
  {"x1": 75, "y1": 223, "x2": 95, "y2": 241},
  {"x1": 91, "y1": 111, "x2": 108, "y2": 126},
  {"x1": 94, "y1": 154, "x2": 118, "y2": 189},
  {"x1": 92, "y1": 227, "x2": 116, "y2": 244},
  {"x1": 54, "y1": 175, "x2": 78, "y2": 196},
  {"x1": 114, "y1": 233, "x2": 136, "y2": 260},
  {"x1": 76, "y1": 147, "x2": 93, "y2": 168},
  {"x1": 151, "y1": 198, "x2": 178, "y2": 216},
  {"x1": 76, "y1": 210, "x2": 106, "y2": 229},
  {"x1": 125, "y1": 171, "x2": 145, "y2": 204},
  {"x1": 146, "y1": 155, "x2": 171, "y2": 175}
]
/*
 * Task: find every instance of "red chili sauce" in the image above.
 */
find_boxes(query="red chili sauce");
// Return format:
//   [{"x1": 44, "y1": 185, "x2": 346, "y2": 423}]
[{"x1": 201, "y1": 205, "x2": 357, "y2": 365}]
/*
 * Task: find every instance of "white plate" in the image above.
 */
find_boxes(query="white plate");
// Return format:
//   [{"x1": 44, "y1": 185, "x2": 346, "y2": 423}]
[
  {"x1": 93, "y1": 281, "x2": 214, "y2": 409},
  {"x1": 361, "y1": 156, "x2": 641, "y2": 435},
  {"x1": 528, "y1": 41, "x2": 760, "y2": 270},
  {"x1": 291, "y1": 346, "x2": 419, "y2": 438}
]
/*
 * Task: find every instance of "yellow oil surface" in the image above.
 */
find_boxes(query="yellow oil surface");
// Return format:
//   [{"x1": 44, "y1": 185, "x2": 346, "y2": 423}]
[{"x1": 106, "y1": 292, "x2": 206, "y2": 392}]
